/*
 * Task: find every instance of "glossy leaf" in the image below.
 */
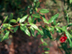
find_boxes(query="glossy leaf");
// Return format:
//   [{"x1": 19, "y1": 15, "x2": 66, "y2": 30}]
[
  {"x1": 31, "y1": 24, "x2": 38, "y2": 30},
  {"x1": 20, "y1": 25, "x2": 31, "y2": 36},
  {"x1": 55, "y1": 26, "x2": 61, "y2": 33},
  {"x1": 10, "y1": 19, "x2": 17, "y2": 23},
  {"x1": 3, "y1": 23, "x2": 12, "y2": 28},
  {"x1": 19, "y1": 15, "x2": 28, "y2": 23},
  {"x1": 2, "y1": 31, "x2": 10, "y2": 41},
  {"x1": 30, "y1": 26, "x2": 35, "y2": 36},
  {"x1": 48, "y1": 13, "x2": 59, "y2": 23},
  {"x1": 31, "y1": 24, "x2": 43, "y2": 35}
]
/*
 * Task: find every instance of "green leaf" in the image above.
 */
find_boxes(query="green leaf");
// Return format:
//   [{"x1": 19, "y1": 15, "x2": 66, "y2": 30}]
[
  {"x1": 42, "y1": 28, "x2": 48, "y2": 39},
  {"x1": 17, "y1": 18, "x2": 20, "y2": 22},
  {"x1": 14, "y1": 26, "x2": 19, "y2": 32},
  {"x1": 40, "y1": 38, "x2": 48, "y2": 46},
  {"x1": 48, "y1": 13, "x2": 59, "y2": 23},
  {"x1": 9, "y1": 13, "x2": 13, "y2": 23},
  {"x1": 65, "y1": 30, "x2": 72, "y2": 47},
  {"x1": 42, "y1": 42, "x2": 48, "y2": 46},
  {"x1": 46, "y1": 29, "x2": 52, "y2": 39},
  {"x1": 30, "y1": 26, "x2": 35, "y2": 36},
  {"x1": 68, "y1": 23, "x2": 72, "y2": 27},
  {"x1": 44, "y1": 51, "x2": 49, "y2": 54},
  {"x1": 32, "y1": 14, "x2": 40, "y2": 18},
  {"x1": 34, "y1": 0, "x2": 39, "y2": 2},
  {"x1": 50, "y1": 27, "x2": 54, "y2": 34},
  {"x1": 3, "y1": 16, "x2": 8, "y2": 23},
  {"x1": 53, "y1": 20, "x2": 56, "y2": 25},
  {"x1": 3, "y1": 23, "x2": 12, "y2": 28},
  {"x1": 30, "y1": 24, "x2": 43, "y2": 35},
  {"x1": 28, "y1": 16, "x2": 32, "y2": 23},
  {"x1": 66, "y1": 14, "x2": 69, "y2": 23},
  {"x1": 19, "y1": 15, "x2": 28, "y2": 23},
  {"x1": 36, "y1": 2, "x2": 40, "y2": 7},
  {"x1": 65, "y1": 30, "x2": 72, "y2": 41},
  {"x1": 55, "y1": 26, "x2": 61, "y2": 33},
  {"x1": 70, "y1": 0, "x2": 72, "y2": 3},
  {"x1": 43, "y1": 48, "x2": 49, "y2": 51},
  {"x1": 56, "y1": 26, "x2": 72, "y2": 47},
  {"x1": 10, "y1": 13, "x2": 13, "y2": 19},
  {"x1": 37, "y1": 29, "x2": 44, "y2": 35},
  {"x1": 42, "y1": 15, "x2": 49, "y2": 24},
  {"x1": 20, "y1": 24, "x2": 31, "y2": 36},
  {"x1": 2, "y1": 31, "x2": 10, "y2": 41},
  {"x1": 10, "y1": 19, "x2": 17, "y2": 23},
  {"x1": 42, "y1": 27, "x2": 52, "y2": 39},
  {"x1": 40, "y1": 9, "x2": 49, "y2": 14},
  {"x1": 31, "y1": 24, "x2": 38, "y2": 30},
  {"x1": 70, "y1": 43, "x2": 72, "y2": 48}
]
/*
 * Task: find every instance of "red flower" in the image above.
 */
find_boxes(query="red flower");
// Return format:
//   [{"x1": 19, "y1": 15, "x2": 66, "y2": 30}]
[
  {"x1": 64, "y1": 33, "x2": 66, "y2": 37},
  {"x1": 60, "y1": 34, "x2": 67, "y2": 43}
]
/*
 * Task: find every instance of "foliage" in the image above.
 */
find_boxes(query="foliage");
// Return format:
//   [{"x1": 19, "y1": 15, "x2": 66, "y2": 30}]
[{"x1": 0, "y1": 0, "x2": 72, "y2": 54}]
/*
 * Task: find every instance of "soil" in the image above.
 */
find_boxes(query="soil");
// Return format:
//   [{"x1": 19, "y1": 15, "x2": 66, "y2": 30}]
[{"x1": 0, "y1": 29, "x2": 44, "y2": 54}]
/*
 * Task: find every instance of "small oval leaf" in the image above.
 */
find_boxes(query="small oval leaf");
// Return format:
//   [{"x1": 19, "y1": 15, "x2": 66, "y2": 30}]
[
  {"x1": 20, "y1": 25, "x2": 31, "y2": 36},
  {"x1": 32, "y1": 14, "x2": 40, "y2": 18},
  {"x1": 48, "y1": 13, "x2": 59, "y2": 23},
  {"x1": 10, "y1": 19, "x2": 17, "y2": 23},
  {"x1": 19, "y1": 15, "x2": 28, "y2": 23},
  {"x1": 40, "y1": 9, "x2": 49, "y2": 14}
]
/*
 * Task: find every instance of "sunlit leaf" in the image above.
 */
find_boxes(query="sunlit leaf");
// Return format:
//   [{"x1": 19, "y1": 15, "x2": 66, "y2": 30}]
[
  {"x1": 17, "y1": 18, "x2": 20, "y2": 22},
  {"x1": 20, "y1": 25, "x2": 31, "y2": 36},
  {"x1": 30, "y1": 26, "x2": 35, "y2": 36},
  {"x1": 3, "y1": 23, "x2": 12, "y2": 28},
  {"x1": 42, "y1": 15, "x2": 49, "y2": 24},
  {"x1": 28, "y1": 16, "x2": 32, "y2": 23},
  {"x1": 70, "y1": 0, "x2": 72, "y2": 3},
  {"x1": 30, "y1": 24, "x2": 43, "y2": 35},
  {"x1": 10, "y1": 19, "x2": 17, "y2": 23},
  {"x1": 48, "y1": 13, "x2": 59, "y2": 23},
  {"x1": 2, "y1": 31, "x2": 10, "y2": 41},
  {"x1": 19, "y1": 15, "x2": 28, "y2": 23}
]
